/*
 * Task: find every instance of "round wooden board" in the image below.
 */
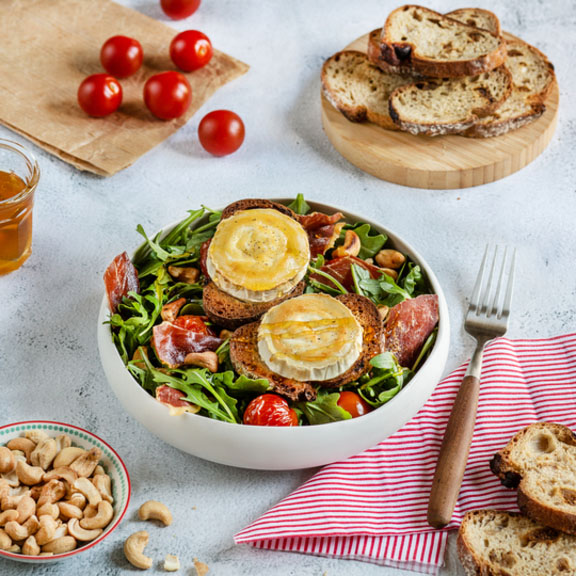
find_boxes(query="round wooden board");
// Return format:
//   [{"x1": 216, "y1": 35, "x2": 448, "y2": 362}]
[{"x1": 321, "y1": 33, "x2": 559, "y2": 189}]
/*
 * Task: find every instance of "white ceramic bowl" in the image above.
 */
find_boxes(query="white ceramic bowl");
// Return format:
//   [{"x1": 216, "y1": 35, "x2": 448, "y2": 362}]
[
  {"x1": 0, "y1": 421, "x2": 130, "y2": 564},
  {"x1": 97, "y1": 201, "x2": 449, "y2": 470}
]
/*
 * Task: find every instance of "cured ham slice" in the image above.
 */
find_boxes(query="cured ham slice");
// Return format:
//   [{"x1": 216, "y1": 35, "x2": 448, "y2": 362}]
[
  {"x1": 299, "y1": 211, "x2": 343, "y2": 257},
  {"x1": 155, "y1": 385, "x2": 200, "y2": 415},
  {"x1": 104, "y1": 252, "x2": 140, "y2": 314},
  {"x1": 385, "y1": 294, "x2": 439, "y2": 368},
  {"x1": 311, "y1": 255, "x2": 382, "y2": 291},
  {"x1": 152, "y1": 316, "x2": 222, "y2": 368}
]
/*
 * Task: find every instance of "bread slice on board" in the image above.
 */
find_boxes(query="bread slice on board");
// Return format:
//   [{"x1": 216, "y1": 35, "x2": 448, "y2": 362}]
[
  {"x1": 379, "y1": 5, "x2": 507, "y2": 78},
  {"x1": 321, "y1": 50, "x2": 412, "y2": 129},
  {"x1": 458, "y1": 510, "x2": 576, "y2": 576},
  {"x1": 465, "y1": 38, "x2": 556, "y2": 137},
  {"x1": 490, "y1": 422, "x2": 576, "y2": 535},
  {"x1": 446, "y1": 8, "x2": 501, "y2": 35},
  {"x1": 388, "y1": 66, "x2": 512, "y2": 136}
]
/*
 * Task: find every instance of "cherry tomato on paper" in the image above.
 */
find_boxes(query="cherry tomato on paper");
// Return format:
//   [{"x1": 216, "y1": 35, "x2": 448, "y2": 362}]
[
  {"x1": 170, "y1": 30, "x2": 213, "y2": 72},
  {"x1": 198, "y1": 110, "x2": 245, "y2": 156},
  {"x1": 243, "y1": 394, "x2": 299, "y2": 426},
  {"x1": 143, "y1": 71, "x2": 192, "y2": 120},
  {"x1": 337, "y1": 391, "x2": 372, "y2": 418},
  {"x1": 100, "y1": 35, "x2": 143, "y2": 78},
  {"x1": 77, "y1": 74, "x2": 123, "y2": 117},
  {"x1": 160, "y1": 0, "x2": 201, "y2": 20}
]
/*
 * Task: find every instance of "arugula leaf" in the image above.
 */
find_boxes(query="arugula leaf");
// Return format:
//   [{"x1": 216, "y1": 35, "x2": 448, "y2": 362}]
[
  {"x1": 359, "y1": 273, "x2": 412, "y2": 308},
  {"x1": 213, "y1": 371, "x2": 271, "y2": 394},
  {"x1": 400, "y1": 262, "x2": 426, "y2": 296},
  {"x1": 307, "y1": 264, "x2": 348, "y2": 295},
  {"x1": 350, "y1": 263, "x2": 371, "y2": 296},
  {"x1": 298, "y1": 391, "x2": 352, "y2": 425},
  {"x1": 358, "y1": 352, "x2": 412, "y2": 408},
  {"x1": 287, "y1": 194, "x2": 311, "y2": 215},
  {"x1": 346, "y1": 223, "x2": 387, "y2": 259}
]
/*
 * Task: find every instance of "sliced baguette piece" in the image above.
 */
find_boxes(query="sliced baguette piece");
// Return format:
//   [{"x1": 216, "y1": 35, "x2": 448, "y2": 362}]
[
  {"x1": 490, "y1": 422, "x2": 576, "y2": 535},
  {"x1": 389, "y1": 66, "x2": 512, "y2": 136},
  {"x1": 367, "y1": 28, "x2": 421, "y2": 76},
  {"x1": 380, "y1": 5, "x2": 507, "y2": 78},
  {"x1": 321, "y1": 50, "x2": 413, "y2": 129},
  {"x1": 465, "y1": 39, "x2": 556, "y2": 137},
  {"x1": 446, "y1": 8, "x2": 501, "y2": 36},
  {"x1": 458, "y1": 510, "x2": 576, "y2": 576}
]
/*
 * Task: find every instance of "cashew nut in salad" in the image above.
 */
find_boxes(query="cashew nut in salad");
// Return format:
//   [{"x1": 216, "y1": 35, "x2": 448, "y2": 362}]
[
  {"x1": 0, "y1": 447, "x2": 15, "y2": 474},
  {"x1": 138, "y1": 500, "x2": 173, "y2": 526},
  {"x1": 124, "y1": 531, "x2": 153, "y2": 570},
  {"x1": 168, "y1": 265, "x2": 200, "y2": 284},
  {"x1": 332, "y1": 229, "x2": 361, "y2": 258},
  {"x1": 375, "y1": 249, "x2": 406, "y2": 270},
  {"x1": 183, "y1": 351, "x2": 219, "y2": 372}
]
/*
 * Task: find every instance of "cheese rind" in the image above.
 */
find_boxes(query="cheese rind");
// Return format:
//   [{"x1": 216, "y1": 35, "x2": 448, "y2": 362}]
[{"x1": 257, "y1": 293, "x2": 364, "y2": 381}]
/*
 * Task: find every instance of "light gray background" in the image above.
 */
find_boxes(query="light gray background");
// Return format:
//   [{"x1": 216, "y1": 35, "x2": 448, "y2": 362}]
[{"x1": 1, "y1": 0, "x2": 574, "y2": 574}]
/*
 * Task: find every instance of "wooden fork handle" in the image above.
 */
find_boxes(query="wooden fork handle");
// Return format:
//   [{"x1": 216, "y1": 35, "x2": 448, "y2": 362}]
[{"x1": 427, "y1": 375, "x2": 481, "y2": 529}]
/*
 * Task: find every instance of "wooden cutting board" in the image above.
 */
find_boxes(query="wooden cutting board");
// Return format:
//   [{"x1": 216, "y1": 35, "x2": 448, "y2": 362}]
[{"x1": 321, "y1": 32, "x2": 559, "y2": 190}]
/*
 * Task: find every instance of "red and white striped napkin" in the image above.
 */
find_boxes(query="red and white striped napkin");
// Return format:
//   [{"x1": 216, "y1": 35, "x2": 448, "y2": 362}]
[{"x1": 234, "y1": 334, "x2": 576, "y2": 574}]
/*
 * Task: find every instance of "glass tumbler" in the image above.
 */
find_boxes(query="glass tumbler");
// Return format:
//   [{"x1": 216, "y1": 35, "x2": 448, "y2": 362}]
[{"x1": 0, "y1": 139, "x2": 40, "y2": 274}]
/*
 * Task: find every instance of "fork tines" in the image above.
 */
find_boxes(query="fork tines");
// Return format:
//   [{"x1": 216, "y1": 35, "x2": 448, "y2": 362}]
[{"x1": 469, "y1": 245, "x2": 516, "y2": 320}]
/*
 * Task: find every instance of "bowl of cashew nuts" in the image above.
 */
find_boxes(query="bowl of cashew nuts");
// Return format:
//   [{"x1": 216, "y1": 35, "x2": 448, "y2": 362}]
[{"x1": 0, "y1": 421, "x2": 130, "y2": 563}]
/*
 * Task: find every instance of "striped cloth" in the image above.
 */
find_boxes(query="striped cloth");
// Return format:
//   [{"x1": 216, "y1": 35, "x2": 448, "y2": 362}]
[{"x1": 234, "y1": 335, "x2": 576, "y2": 574}]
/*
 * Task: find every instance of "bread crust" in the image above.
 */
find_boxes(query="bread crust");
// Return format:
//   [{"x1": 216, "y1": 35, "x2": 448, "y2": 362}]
[
  {"x1": 220, "y1": 198, "x2": 297, "y2": 221},
  {"x1": 518, "y1": 484, "x2": 576, "y2": 536},
  {"x1": 380, "y1": 5, "x2": 507, "y2": 78}
]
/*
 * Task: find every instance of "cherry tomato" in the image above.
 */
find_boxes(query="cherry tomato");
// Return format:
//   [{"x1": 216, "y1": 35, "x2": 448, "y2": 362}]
[
  {"x1": 100, "y1": 36, "x2": 143, "y2": 78},
  {"x1": 243, "y1": 394, "x2": 299, "y2": 426},
  {"x1": 170, "y1": 30, "x2": 213, "y2": 72},
  {"x1": 337, "y1": 391, "x2": 372, "y2": 418},
  {"x1": 198, "y1": 110, "x2": 245, "y2": 156},
  {"x1": 77, "y1": 74, "x2": 123, "y2": 117},
  {"x1": 160, "y1": 0, "x2": 201, "y2": 20},
  {"x1": 143, "y1": 71, "x2": 192, "y2": 120}
]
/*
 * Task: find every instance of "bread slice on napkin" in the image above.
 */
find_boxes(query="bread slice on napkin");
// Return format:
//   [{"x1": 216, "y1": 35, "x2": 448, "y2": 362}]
[
  {"x1": 490, "y1": 422, "x2": 576, "y2": 535},
  {"x1": 458, "y1": 510, "x2": 576, "y2": 576},
  {"x1": 378, "y1": 5, "x2": 507, "y2": 78},
  {"x1": 388, "y1": 66, "x2": 512, "y2": 136}
]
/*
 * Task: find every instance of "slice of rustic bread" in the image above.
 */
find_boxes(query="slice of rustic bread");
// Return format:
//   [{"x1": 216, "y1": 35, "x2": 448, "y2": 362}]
[
  {"x1": 465, "y1": 39, "x2": 556, "y2": 137},
  {"x1": 446, "y1": 8, "x2": 501, "y2": 35},
  {"x1": 388, "y1": 66, "x2": 512, "y2": 136},
  {"x1": 321, "y1": 50, "x2": 412, "y2": 129},
  {"x1": 380, "y1": 5, "x2": 507, "y2": 78},
  {"x1": 458, "y1": 510, "x2": 576, "y2": 576},
  {"x1": 490, "y1": 422, "x2": 576, "y2": 535}
]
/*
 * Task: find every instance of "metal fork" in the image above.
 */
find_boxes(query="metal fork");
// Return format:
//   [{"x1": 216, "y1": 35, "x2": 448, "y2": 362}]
[{"x1": 427, "y1": 245, "x2": 516, "y2": 529}]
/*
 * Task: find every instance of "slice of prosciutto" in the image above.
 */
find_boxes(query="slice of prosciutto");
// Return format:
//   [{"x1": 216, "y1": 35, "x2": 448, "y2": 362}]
[
  {"x1": 104, "y1": 252, "x2": 140, "y2": 314},
  {"x1": 155, "y1": 385, "x2": 200, "y2": 415},
  {"x1": 311, "y1": 255, "x2": 382, "y2": 292},
  {"x1": 384, "y1": 294, "x2": 439, "y2": 368},
  {"x1": 299, "y1": 211, "x2": 343, "y2": 257},
  {"x1": 152, "y1": 315, "x2": 222, "y2": 368}
]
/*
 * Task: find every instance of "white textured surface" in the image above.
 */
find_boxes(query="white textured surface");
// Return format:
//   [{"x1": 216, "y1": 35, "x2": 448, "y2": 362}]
[{"x1": 0, "y1": 0, "x2": 574, "y2": 574}]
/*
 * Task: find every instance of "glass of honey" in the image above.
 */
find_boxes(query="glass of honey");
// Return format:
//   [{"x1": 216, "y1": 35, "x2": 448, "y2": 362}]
[{"x1": 0, "y1": 139, "x2": 40, "y2": 274}]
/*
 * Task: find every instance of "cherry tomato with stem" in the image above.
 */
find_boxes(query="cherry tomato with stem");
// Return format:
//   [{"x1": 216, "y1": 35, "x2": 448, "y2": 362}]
[
  {"x1": 100, "y1": 36, "x2": 143, "y2": 78},
  {"x1": 170, "y1": 30, "x2": 213, "y2": 72},
  {"x1": 198, "y1": 110, "x2": 245, "y2": 156},
  {"x1": 337, "y1": 391, "x2": 372, "y2": 418},
  {"x1": 77, "y1": 74, "x2": 123, "y2": 117},
  {"x1": 143, "y1": 71, "x2": 192, "y2": 120},
  {"x1": 160, "y1": 0, "x2": 201, "y2": 20},
  {"x1": 243, "y1": 394, "x2": 299, "y2": 426}
]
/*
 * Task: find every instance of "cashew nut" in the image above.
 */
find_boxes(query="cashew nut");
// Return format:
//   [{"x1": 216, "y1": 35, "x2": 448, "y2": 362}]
[
  {"x1": 15, "y1": 460, "x2": 45, "y2": 486},
  {"x1": 83, "y1": 504, "x2": 98, "y2": 519},
  {"x1": 41, "y1": 535, "x2": 76, "y2": 554},
  {"x1": 30, "y1": 438, "x2": 58, "y2": 471},
  {"x1": 183, "y1": 351, "x2": 219, "y2": 372},
  {"x1": 35, "y1": 515, "x2": 58, "y2": 546},
  {"x1": 0, "y1": 447, "x2": 15, "y2": 475},
  {"x1": 375, "y1": 249, "x2": 406, "y2": 270},
  {"x1": 161, "y1": 297, "x2": 187, "y2": 322},
  {"x1": 67, "y1": 518, "x2": 102, "y2": 542},
  {"x1": 53, "y1": 447, "x2": 85, "y2": 469},
  {"x1": 377, "y1": 305, "x2": 389, "y2": 321},
  {"x1": 37, "y1": 479, "x2": 66, "y2": 507},
  {"x1": 5, "y1": 544, "x2": 20, "y2": 553},
  {"x1": 168, "y1": 266, "x2": 200, "y2": 284},
  {"x1": 124, "y1": 531, "x2": 153, "y2": 570},
  {"x1": 6, "y1": 438, "x2": 35, "y2": 461},
  {"x1": 16, "y1": 495, "x2": 36, "y2": 523},
  {"x1": 1, "y1": 485, "x2": 30, "y2": 509},
  {"x1": 24, "y1": 430, "x2": 49, "y2": 444},
  {"x1": 380, "y1": 267, "x2": 399, "y2": 281},
  {"x1": 57, "y1": 501, "x2": 83, "y2": 520},
  {"x1": 65, "y1": 492, "x2": 87, "y2": 510},
  {"x1": 80, "y1": 500, "x2": 114, "y2": 530},
  {"x1": 70, "y1": 447, "x2": 102, "y2": 478},
  {"x1": 164, "y1": 553, "x2": 180, "y2": 572},
  {"x1": 0, "y1": 529, "x2": 11, "y2": 550},
  {"x1": 0, "y1": 510, "x2": 18, "y2": 526},
  {"x1": 194, "y1": 558, "x2": 210, "y2": 576},
  {"x1": 93, "y1": 465, "x2": 105, "y2": 476},
  {"x1": 92, "y1": 473, "x2": 114, "y2": 503},
  {"x1": 55, "y1": 435, "x2": 72, "y2": 451},
  {"x1": 43, "y1": 466, "x2": 78, "y2": 486},
  {"x1": 73, "y1": 477, "x2": 102, "y2": 507},
  {"x1": 36, "y1": 502, "x2": 59, "y2": 520},
  {"x1": 22, "y1": 535, "x2": 40, "y2": 556},
  {"x1": 138, "y1": 500, "x2": 172, "y2": 526},
  {"x1": 333, "y1": 229, "x2": 361, "y2": 258},
  {"x1": 4, "y1": 516, "x2": 40, "y2": 541}
]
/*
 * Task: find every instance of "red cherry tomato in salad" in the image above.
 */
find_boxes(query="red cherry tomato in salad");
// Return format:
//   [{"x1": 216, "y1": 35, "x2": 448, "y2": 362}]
[
  {"x1": 170, "y1": 30, "x2": 213, "y2": 72},
  {"x1": 143, "y1": 71, "x2": 192, "y2": 120},
  {"x1": 337, "y1": 391, "x2": 372, "y2": 418},
  {"x1": 100, "y1": 36, "x2": 143, "y2": 78},
  {"x1": 243, "y1": 394, "x2": 299, "y2": 426},
  {"x1": 77, "y1": 74, "x2": 122, "y2": 117},
  {"x1": 198, "y1": 110, "x2": 245, "y2": 156},
  {"x1": 160, "y1": 0, "x2": 201, "y2": 20}
]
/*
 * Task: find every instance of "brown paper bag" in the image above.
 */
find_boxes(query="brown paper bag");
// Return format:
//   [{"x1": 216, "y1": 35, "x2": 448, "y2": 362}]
[{"x1": 0, "y1": 0, "x2": 249, "y2": 176}]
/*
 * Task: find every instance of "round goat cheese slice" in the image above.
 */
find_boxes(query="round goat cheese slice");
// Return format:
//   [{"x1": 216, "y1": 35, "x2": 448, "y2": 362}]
[
  {"x1": 257, "y1": 293, "x2": 364, "y2": 382},
  {"x1": 206, "y1": 209, "x2": 310, "y2": 303}
]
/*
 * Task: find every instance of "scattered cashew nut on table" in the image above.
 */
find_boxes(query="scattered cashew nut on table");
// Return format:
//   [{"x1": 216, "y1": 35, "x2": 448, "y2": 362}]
[
  {"x1": 124, "y1": 530, "x2": 153, "y2": 570},
  {"x1": 138, "y1": 500, "x2": 173, "y2": 526}
]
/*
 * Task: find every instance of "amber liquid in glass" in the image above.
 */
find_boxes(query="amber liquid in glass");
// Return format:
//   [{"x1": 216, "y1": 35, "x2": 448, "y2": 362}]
[{"x1": 0, "y1": 170, "x2": 33, "y2": 274}]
